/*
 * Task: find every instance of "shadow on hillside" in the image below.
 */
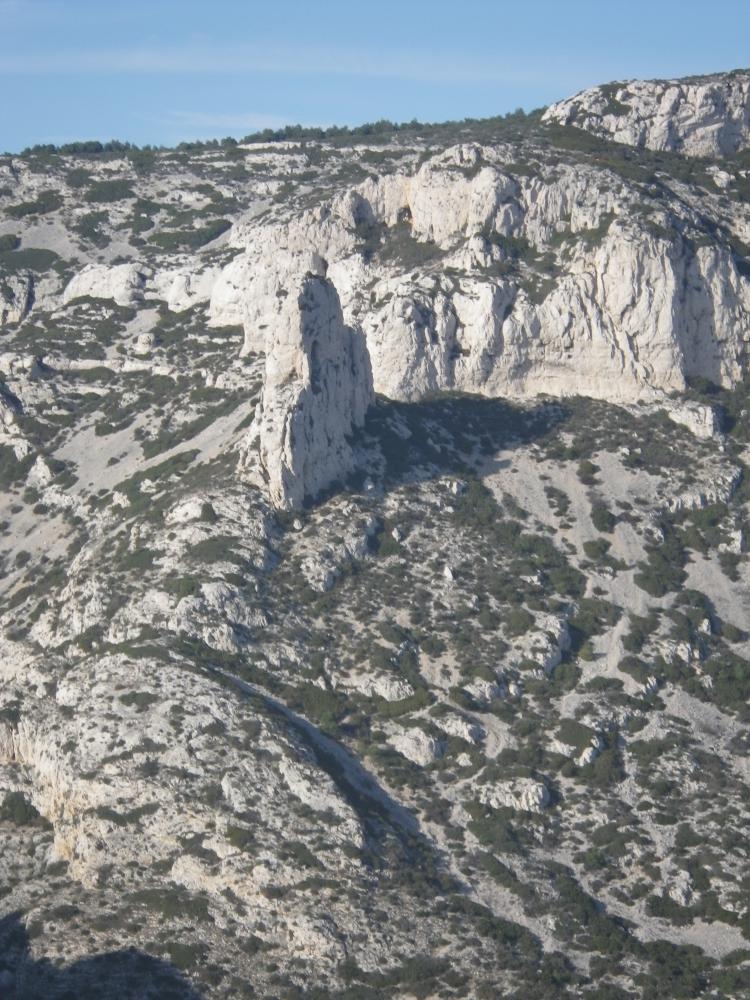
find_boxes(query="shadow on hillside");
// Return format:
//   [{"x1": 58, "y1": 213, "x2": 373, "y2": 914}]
[
  {"x1": 220, "y1": 670, "x2": 458, "y2": 899},
  {"x1": 0, "y1": 911, "x2": 204, "y2": 1000},
  {"x1": 360, "y1": 393, "x2": 569, "y2": 486}
]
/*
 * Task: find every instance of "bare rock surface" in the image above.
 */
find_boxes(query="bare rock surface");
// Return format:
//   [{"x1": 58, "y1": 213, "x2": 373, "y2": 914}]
[
  {"x1": 544, "y1": 70, "x2": 750, "y2": 156},
  {"x1": 248, "y1": 272, "x2": 373, "y2": 509},
  {"x1": 1, "y1": 66, "x2": 750, "y2": 1000}
]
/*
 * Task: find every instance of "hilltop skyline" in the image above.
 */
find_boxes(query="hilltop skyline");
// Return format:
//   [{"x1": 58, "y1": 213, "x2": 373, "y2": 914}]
[{"x1": 2, "y1": 0, "x2": 750, "y2": 151}]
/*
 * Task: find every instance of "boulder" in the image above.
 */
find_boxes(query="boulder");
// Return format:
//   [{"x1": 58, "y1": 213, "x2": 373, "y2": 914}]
[
  {"x1": 478, "y1": 778, "x2": 550, "y2": 813},
  {"x1": 63, "y1": 263, "x2": 149, "y2": 307},
  {"x1": 388, "y1": 728, "x2": 444, "y2": 766}
]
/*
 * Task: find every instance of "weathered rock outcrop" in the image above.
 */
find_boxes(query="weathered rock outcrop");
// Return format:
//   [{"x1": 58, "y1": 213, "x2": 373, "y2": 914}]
[
  {"x1": 63, "y1": 262, "x2": 148, "y2": 307},
  {"x1": 478, "y1": 778, "x2": 551, "y2": 813},
  {"x1": 210, "y1": 249, "x2": 328, "y2": 354},
  {"x1": 217, "y1": 142, "x2": 749, "y2": 414},
  {"x1": 5, "y1": 68, "x2": 750, "y2": 999},
  {"x1": 543, "y1": 71, "x2": 750, "y2": 157},
  {"x1": 151, "y1": 264, "x2": 221, "y2": 313},
  {"x1": 248, "y1": 271, "x2": 373, "y2": 509},
  {"x1": 0, "y1": 271, "x2": 32, "y2": 325},
  {"x1": 361, "y1": 226, "x2": 750, "y2": 403}
]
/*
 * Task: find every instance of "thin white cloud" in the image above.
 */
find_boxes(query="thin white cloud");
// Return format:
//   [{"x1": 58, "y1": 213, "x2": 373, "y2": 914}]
[
  {"x1": 0, "y1": 0, "x2": 64, "y2": 19},
  {"x1": 0, "y1": 40, "x2": 543, "y2": 86}
]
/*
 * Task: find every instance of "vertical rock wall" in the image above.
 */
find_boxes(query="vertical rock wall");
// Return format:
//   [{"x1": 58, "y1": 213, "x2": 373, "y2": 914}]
[{"x1": 254, "y1": 273, "x2": 373, "y2": 509}]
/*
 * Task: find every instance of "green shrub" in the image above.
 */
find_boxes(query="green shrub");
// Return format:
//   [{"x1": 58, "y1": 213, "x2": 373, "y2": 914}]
[
  {"x1": 577, "y1": 460, "x2": 599, "y2": 485},
  {"x1": 6, "y1": 190, "x2": 62, "y2": 217},
  {"x1": 618, "y1": 655, "x2": 650, "y2": 683},
  {"x1": 226, "y1": 824, "x2": 255, "y2": 851},
  {"x1": 0, "y1": 791, "x2": 50, "y2": 827},
  {"x1": 119, "y1": 690, "x2": 159, "y2": 709},
  {"x1": 130, "y1": 884, "x2": 211, "y2": 921},
  {"x1": 148, "y1": 218, "x2": 231, "y2": 251},
  {"x1": 165, "y1": 941, "x2": 205, "y2": 971},
  {"x1": 591, "y1": 502, "x2": 617, "y2": 533},
  {"x1": 634, "y1": 523, "x2": 686, "y2": 597},
  {"x1": 544, "y1": 485, "x2": 571, "y2": 516},
  {"x1": 505, "y1": 607, "x2": 535, "y2": 636},
  {"x1": 377, "y1": 219, "x2": 442, "y2": 270},
  {"x1": 557, "y1": 718, "x2": 596, "y2": 750},
  {"x1": 579, "y1": 737, "x2": 624, "y2": 788},
  {"x1": 84, "y1": 179, "x2": 135, "y2": 203},
  {"x1": 119, "y1": 547, "x2": 156, "y2": 571},
  {"x1": 622, "y1": 612, "x2": 659, "y2": 654},
  {"x1": 199, "y1": 501, "x2": 219, "y2": 523},
  {"x1": 74, "y1": 211, "x2": 111, "y2": 248},
  {"x1": 0, "y1": 247, "x2": 60, "y2": 272},
  {"x1": 583, "y1": 538, "x2": 611, "y2": 561},
  {"x1": 375, "y1": 530, "x2": 401, "y2": 557},
  {"x1": 66, "y1": 167, "x2": 91, "y2": 188},
  {"x1": 187, "y1": 534, "x2": 242, "y2": 565}
]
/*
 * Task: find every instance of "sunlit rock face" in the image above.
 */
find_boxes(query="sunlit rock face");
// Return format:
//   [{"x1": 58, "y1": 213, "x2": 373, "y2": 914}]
[
  {"x1": 2, "y1": 67, "x2": 750, "y2": 1000},
  {"x1": 253, "y1": 272, "x2": 373, "y2": 509},
  {"x1": 543, "y1": 71, "x2": 750, "y2": 157}
]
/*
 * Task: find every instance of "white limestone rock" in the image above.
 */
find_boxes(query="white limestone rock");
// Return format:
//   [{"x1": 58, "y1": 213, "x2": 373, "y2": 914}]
[
  {"x1": 26, "y1": 454, "x2": 53, "y2": 488},
  {"x1": 210, "y1": 249, "x2": 327, "y2": 352},
  {"x1": 132, "y1": 331, "x2": 154, "y2": 356},
  {"x1": 249, "y1": 272, "x2": 373, "y2": 510},
  {"x1": 664, "y1": 400, "x2": 723, "y2": 439},
  {"x1": 201, "y1": 131, "x2": 750, "y2": 419},
  {"x1": 478, "y1": 778, "x2": 550, "y2": 813},
  {"x1": 0, "y1": 390, "x2": 20, "y2": 428},
  {"x1": 667, "y1": 869, "x2": 694, "y2": 907},
  {"x1": 577, "y1": 735, "x2": 605, "y2": 768},
  {"x1": 152, "y1": 265, "x2": 220, "y2": 312},
  {"x1": 166, "y1": 582, "x2": 264, "y2": 652},
  {"x1": 63, "y1": 263, "x2": 149, "y2": 307},
  {"x1": 543, "y1": 71, "x2": 750, "y2": 157},
  {"x1": 300, "y1": 553, "x2": 339, "y2": 593},
  {"x1": 362, "y1": 226, "x2": 750, "y2": 406},
  {"x1": 388, "y1": 728, "x2": 444, "y2": 766},
  {"x1": 462, "y1": 677, "x2": 505, "y2": 706},
  {"x1": 664, "y1": 465, "x2": 742, "y2": 513},
  {"x1": 433, "y1": 713, "x2": 485, "y2": 744},
  {"x1": 508, "y1": 613, "x2": 571, "y2": 675},
  {"x1": 345, "y1": 673, "x2": 414, "y2": 702}
]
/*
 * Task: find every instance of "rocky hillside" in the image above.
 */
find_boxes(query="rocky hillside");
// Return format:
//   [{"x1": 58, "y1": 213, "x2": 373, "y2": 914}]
[
  {"x1": 543, "y1": 69, "x2": 750, "y2": 157},
  {"x1": 1, "y1": 71, "x2": 750, "y2": 999}
]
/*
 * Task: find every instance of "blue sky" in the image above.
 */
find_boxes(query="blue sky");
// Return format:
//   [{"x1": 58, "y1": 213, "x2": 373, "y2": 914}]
[{"x1": 2, "y1": 0, "x2": 750, "y2": 151}]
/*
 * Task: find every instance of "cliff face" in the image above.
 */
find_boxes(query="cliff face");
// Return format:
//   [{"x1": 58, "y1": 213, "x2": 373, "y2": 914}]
[
  {"x1": 206, "y1": 141, "x2": 750, "y2": 421},
  {"x1": 251, "y1": 271, "x2": 373, "y2": 509},
  {"x1": 542, "y1": 70, "x2": 750, "y2": 157},
  {"x1": 5, "y1": 75, "x2": 748, "y2": 511},
  {"x1": 3, "y1": 69, "x2": 750, "y2": 1000}
]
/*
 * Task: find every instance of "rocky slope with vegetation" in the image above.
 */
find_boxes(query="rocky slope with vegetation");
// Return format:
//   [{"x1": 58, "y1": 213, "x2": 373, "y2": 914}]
[
  {"x1": 1, "y1": 70, "x2": 750, "y2": 999},
  {"x1": 543, "y1": 69, "x2": 750, "y2": 157}
]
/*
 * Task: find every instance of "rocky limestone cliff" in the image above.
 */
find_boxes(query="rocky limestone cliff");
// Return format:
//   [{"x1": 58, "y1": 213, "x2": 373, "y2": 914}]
[
  {"x1": 543, "y1": 70, "x2": 750, "y2": 156},
  {"x1": 3, "y1": 71, "x2": 750, "y2": 505},
  {"x1": 244, "y1": 270, "x2": 373, "y2": 509},
  {"x1": 206, "y1": 142, "x2": 750, "y2": 413},
  {"x1": 3, "y1": 78, "x2": 750, "y2": 997}
]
